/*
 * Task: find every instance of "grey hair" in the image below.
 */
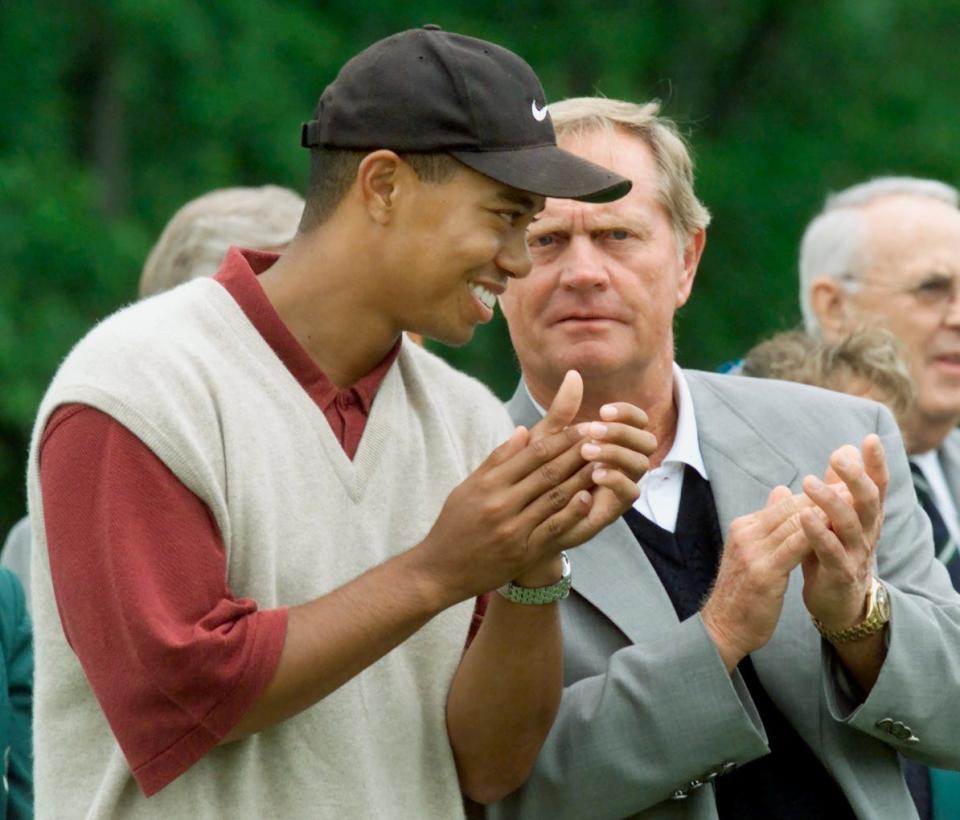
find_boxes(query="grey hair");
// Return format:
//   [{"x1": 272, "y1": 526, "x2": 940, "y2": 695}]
[
  {"x1": 547, "y1": 97, "x2": 711, "y2": 255},
  {"x1": 799, "y1": 176, "x2": 960, "y2": 334},
  {"x1": 139, "y1": 185, "x2": 304, "y2": 298}
]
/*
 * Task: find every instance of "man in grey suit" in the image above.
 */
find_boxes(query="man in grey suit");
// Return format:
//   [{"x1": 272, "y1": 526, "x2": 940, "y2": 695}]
[
  {"x1": 490, "y1": 98, "x2": 960, "y2": 819},
  {"x1": 801, "y1": 177, "x2": 960, "y2": 816},
  {"x1": 800, "y1": 177, "x2": 960, "y2": 590}
]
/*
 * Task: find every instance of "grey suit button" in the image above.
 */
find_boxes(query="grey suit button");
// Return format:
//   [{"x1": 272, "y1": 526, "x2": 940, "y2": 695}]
[
  {"x1": 701, "y1": 769, "x2": 721, "y2": 783},
  {"x1": 720, "y1": 761, "x2": 737, "y2": 775},
  {"x1": 896, "y1": 725, "x2": 917, "y2": 742},
  {"x1": 689, "y1": 780, "x2": 704, "y2": 791},
  {"x1": 876, "y1": 718, "x2": 895, "y2": 733},
  {"x1": 892, "y1": 721, "x2": 914, "y2": 740},
  {"x1": 670, "y1": 789, "x2": 689, "y2": 801}
]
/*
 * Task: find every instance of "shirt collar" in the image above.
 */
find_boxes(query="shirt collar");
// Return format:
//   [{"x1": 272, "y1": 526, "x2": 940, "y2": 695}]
[
  {"x1": 665, "y1": 364, "x2": 707, "y2": 479},
  {"x1": 213, "y1": 246, "x2": 400, "y2": 412},
  {"x1": 522, "y1": 362, "x2": 707, "y2": 479}
]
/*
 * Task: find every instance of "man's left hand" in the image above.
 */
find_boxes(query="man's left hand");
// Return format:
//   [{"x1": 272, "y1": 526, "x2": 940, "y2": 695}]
[{"x1": 798, "y1": 434, "x2": 888, "y2": 631}]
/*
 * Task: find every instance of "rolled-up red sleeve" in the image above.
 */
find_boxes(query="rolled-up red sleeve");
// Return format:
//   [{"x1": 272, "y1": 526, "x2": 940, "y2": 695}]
[{"x1": 39, "y1": 403, "x2": 288, "y2": 796}]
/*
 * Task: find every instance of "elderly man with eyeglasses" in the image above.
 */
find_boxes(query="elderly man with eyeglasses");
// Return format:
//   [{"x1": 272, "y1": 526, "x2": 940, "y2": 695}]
[{"x1": 801, "y1": 177, "x2": 960, "y2": 818}]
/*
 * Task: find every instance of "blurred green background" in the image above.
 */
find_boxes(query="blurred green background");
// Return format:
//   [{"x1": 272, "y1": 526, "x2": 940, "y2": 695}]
[{"x1": 2, "y1": 0, "x2": 958, "y2": 535}]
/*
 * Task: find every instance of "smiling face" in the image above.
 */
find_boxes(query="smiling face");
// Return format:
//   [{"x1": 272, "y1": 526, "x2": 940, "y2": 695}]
[
  {"x1": 386, "y1": 160, "x2": 542, "y2": 347},
  {"x1": 499, "y1": 127, "x2": 703, "y2": 399},
  {"x1": 834, "y1": 195, "x2": 960, "y2": 437}
]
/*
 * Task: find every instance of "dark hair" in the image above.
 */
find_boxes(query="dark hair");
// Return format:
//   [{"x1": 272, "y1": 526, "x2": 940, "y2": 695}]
[{"x1": 300, "y1": 149, "x2": 459, "y2": 230}]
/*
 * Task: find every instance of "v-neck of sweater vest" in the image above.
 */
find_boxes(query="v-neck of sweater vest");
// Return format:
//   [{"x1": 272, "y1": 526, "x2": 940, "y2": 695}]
[{"x1": 202, "y1": 251, "x2": 401, "y2": 502}]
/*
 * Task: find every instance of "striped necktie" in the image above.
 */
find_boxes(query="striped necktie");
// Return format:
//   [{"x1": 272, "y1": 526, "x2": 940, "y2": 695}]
[{"x1": 909, "y1": 462, "x2": 960, "y2": 586}]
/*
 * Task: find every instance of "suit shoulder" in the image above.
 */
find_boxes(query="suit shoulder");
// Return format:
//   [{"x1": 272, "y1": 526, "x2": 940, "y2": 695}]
[
  {"x1": 685, "y1": 369, "x2": 883, "y2": 419},
  {"x1": 942, "y1": 427, "x2": 960, "y2": 455}
]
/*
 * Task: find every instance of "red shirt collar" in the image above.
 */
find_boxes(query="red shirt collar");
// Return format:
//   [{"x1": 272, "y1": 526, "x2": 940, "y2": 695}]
[{"x1": 213, "y1": 247, "x2": 400, "y2": 412}]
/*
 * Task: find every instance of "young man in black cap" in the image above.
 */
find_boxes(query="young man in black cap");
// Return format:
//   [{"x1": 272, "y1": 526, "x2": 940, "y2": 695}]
[{"x1": 29, "y1": 27, "x2": 652, "y2": 818}]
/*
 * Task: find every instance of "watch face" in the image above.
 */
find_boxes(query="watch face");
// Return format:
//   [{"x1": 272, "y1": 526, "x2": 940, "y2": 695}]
[{"x1": 875, "y1": 582, "x2": 891, "y2": 621}]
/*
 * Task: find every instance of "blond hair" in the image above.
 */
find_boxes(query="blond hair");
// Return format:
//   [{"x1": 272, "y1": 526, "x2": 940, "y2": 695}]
[
  {"x1": 742, "y1": 326, "x2": 915, "y2": 422},
  {"x1": 548, "y1": 97, "x2": 711, "y2": 251},
  {"x1": 139, "y1": 186, "x2": 304, "y2": 298}
]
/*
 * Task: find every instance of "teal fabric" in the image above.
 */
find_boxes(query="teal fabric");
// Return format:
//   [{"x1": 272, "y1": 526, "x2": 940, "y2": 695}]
[
  {"x1": 0, "y1": 568, "x2": 32, "y2": 818},
  {"x1": 932, "y1": 767, "x2": 960, "y2": 820}
]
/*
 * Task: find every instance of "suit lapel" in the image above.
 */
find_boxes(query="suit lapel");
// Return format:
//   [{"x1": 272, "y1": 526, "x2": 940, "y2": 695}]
[
  {"x1": 569, "y1": 518, "x2": 682, "y2": 643},
  {"x1": 685, "y1": 371, "x2": 799, "y2": 531},
  {"x1": 686, "y1": 372, "x2": 826, "y2": 726}
]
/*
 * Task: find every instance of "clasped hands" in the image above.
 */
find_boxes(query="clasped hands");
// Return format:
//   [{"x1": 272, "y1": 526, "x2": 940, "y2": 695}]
[
  {"x1": 702, "y1": 435, "x2": 889, "y2": 672},
  {"x1": 419, "y1": 370, "x2": 656, "y2": 602}
]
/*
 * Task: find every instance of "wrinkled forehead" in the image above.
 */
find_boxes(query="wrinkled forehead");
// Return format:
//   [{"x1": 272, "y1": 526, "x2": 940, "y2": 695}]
[
  {"x1": 556, "y1": 126, "x2": 621, "y2": 164},
  {"x1": 556, "y1": 126, "x2": 656, "y2": 183},
  {"x1": 530, "y1": 196, "x2": 655, "y2": 234},
  {"x1": 863, "y1": 195, "x2": 960, "y2": 271},
  {"x1": 530, "y1": 183, "x2": 669, "y2": 242}
]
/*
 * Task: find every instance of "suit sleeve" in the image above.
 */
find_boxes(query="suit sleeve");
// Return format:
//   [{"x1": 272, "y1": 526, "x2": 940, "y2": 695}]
[
  {"x1": 822, "y1": 404, "x2": 960, "y2": 767},
  {"x1": 490, "y1": 613, "x2": 770, "y2": 819}
]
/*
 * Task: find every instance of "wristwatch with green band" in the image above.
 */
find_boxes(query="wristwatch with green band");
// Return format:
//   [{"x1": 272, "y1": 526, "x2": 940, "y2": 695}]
[{"x1": 497, "y1": 552, "x2": 572, "y2": 605}]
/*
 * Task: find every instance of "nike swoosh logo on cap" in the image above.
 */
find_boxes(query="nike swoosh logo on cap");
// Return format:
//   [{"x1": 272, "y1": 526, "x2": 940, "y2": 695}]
[{"x1": 531, "y1": 100, "x2": 548, "y2": 122}]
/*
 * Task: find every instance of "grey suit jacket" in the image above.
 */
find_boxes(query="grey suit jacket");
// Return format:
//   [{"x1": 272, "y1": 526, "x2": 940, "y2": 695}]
[{"x1": 491, "y1": 370, "x2": 960, "y2": 820}]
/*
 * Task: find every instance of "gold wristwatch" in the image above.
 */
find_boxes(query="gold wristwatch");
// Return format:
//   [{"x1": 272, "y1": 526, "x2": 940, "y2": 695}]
[{"x1": 813, "y1": 577, "x2": 891, "y2": 643}]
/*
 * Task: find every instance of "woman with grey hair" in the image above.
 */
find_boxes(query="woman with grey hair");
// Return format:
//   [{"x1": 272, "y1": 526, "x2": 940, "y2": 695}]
[{"x1": 138, "y1": 185, "x2": 304, "y2": 297}]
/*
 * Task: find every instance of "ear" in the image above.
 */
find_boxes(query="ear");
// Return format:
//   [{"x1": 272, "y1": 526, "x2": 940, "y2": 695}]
[
  {"x1": 356, "y1": 150, "x2": 406, "y2": 225},
  {"x1": 675, "y1": 227, "x2": 706, "y2": 309},
  {"x1": 809, "y1": 276, "x2": 852, "y2": 340}
]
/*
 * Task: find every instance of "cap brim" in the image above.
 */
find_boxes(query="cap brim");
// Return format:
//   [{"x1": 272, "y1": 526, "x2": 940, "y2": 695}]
[{"x1": 450, "y1": 144, "x2": 631, "y2": 203}]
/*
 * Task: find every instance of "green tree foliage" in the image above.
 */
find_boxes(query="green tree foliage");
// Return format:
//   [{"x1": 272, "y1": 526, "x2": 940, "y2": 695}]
[{"x1": 1, "y1": 0, "x2": 957, "y2": 534}]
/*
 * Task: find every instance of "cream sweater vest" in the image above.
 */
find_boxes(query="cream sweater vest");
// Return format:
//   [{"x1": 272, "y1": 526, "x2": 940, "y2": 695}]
[{"x1": 27, "y1": 279, "x2": 514, "y2": 819}]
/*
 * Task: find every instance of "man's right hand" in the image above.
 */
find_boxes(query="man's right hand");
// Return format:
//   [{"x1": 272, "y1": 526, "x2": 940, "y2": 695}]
[{"x1": 700, "y1": 485, "x2": 820, "y2": 671}]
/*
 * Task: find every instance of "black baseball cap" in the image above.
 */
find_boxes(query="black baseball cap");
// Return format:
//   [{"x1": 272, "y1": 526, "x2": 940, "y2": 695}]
[{"x1": 301, "y1": 26, "x2": 631, "y2": 204}]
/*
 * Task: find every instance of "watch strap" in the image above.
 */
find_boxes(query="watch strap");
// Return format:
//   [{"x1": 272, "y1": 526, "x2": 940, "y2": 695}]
[
  {"x1": 497, "y1": 552, "x2": 572, "y2": 605},
  {"x1": 813, "y1": 577, "x2": 890, "y2": 643}
]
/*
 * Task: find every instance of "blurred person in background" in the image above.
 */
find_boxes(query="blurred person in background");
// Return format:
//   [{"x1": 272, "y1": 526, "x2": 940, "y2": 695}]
[
  {"x1": 491, "y1": 97, "x2": 960, "y2": 820},
  {"x1": 0, "y1": 523, "x2": 30, "y2": 619},
  {"x1": 741, "y1": 326, "x2": 915, "y2": 423},
  {"x1": 801, "y1": 177, "x2": 960, "y2": 818},
  {"x1": 137, "y1": 185, "x2": 305, "y2": 298},
  {"x1": 1, "y1": 184, "x2": 306, "y2": 611},
  {"x1": 0, "y1": 568, "x2": 32, "y2": 819}
]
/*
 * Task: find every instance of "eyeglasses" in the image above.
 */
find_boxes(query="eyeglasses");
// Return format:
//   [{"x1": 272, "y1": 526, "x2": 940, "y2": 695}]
[{"x1": 841, "y1": 271, "x2": 960, "y2": 310}]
